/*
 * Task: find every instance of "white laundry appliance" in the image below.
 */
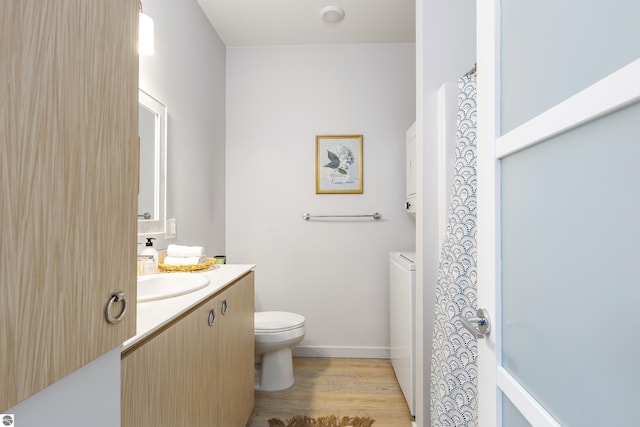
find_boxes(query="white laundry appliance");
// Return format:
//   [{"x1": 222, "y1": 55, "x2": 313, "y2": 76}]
[{"x1": 389, "y1": 251, "x2": 416, "y2": 417}]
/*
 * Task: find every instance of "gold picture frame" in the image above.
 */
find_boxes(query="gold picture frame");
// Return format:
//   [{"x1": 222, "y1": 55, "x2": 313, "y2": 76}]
[{"x1": 315, "y1": 135, "x2": 363, "y2": 194}]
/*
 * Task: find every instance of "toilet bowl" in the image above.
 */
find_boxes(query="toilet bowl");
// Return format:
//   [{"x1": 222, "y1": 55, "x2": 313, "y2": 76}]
[{"x1": 254, "y1": 311, "x2": 305, "y2": 391}]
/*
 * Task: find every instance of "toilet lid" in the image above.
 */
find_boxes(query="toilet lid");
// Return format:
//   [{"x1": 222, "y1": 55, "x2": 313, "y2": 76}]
[{"x1": 255, "y1": 311, "x2": 305, "y2": 333}]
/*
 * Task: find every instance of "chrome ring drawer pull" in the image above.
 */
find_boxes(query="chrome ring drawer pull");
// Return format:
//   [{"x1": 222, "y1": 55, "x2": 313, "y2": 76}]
[
  {"x1": 221, "y1": 300, "x2": 228, "y2": 315},
  {"x1": 105, "y1": 292, "x2": 127, "y2": 324}
]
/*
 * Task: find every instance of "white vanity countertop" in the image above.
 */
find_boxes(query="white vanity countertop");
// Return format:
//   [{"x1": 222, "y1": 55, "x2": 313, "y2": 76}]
[{"x1": 122, "y1": 264, "x2": 255, "y2": 352}]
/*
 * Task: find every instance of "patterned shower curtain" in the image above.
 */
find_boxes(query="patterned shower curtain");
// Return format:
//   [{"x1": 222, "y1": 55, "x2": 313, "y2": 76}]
[{"x1": 430, "y1": 71, "x2": 478, "y2": 427}]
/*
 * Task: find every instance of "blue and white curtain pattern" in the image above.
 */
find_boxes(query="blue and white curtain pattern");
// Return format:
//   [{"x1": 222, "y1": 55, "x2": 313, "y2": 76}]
[{"x1": 430, "y1": 72, "x2": 478, "y2": 427}]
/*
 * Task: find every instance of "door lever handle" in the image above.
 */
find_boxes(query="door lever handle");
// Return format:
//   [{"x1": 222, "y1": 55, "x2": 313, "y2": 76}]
[{"x1": 461, "y1": 308, "x2": 491, "y2": 339}]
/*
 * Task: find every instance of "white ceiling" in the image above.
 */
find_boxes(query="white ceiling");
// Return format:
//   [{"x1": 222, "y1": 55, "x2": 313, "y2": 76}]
[{"x1": 196, "y1": 0, "x2": 415, "y2": 47}]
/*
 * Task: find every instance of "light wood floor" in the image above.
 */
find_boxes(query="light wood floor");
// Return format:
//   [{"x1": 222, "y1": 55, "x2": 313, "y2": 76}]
[{"x1": 246, "y1": 358, "x2": 414, "y2": 427}]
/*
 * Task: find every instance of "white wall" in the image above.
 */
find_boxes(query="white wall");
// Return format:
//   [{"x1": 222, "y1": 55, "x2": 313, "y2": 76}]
[
  {"x1": 226, "y1": 43, "x2": 416, "y2": 357},
  {"x1": 415, "y1": 0, "x2": 476, "y2": 426},
  {"x1": 139, "y1": 0, "x2": 227, "y2": 255},
  {"x1": 7, "y1": 348, "x2": 121, "y2": 427}
]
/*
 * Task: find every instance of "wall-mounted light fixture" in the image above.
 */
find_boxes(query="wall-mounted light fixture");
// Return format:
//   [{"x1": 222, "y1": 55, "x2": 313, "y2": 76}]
[{"x1": 138, "y1": 1, "x2": 154, "y2": 56}]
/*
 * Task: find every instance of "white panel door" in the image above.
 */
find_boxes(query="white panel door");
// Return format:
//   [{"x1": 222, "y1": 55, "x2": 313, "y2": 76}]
[{"x1": 476, "y1": 0, "x2": 640, "y2": 425}]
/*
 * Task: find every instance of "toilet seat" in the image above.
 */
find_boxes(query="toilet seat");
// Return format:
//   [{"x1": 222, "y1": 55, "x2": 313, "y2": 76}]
[{"x1": 255, "y1": 311, "x2": 305, "y2": 333}]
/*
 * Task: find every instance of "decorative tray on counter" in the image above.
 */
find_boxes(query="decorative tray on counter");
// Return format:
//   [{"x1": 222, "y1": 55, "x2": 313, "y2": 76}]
[{"x1": 158, "y1": 257, "x2": 218, "y2": 272}]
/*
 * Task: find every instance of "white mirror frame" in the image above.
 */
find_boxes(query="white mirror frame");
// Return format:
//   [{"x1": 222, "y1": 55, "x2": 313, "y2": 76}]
[{"x1": 138, "y1": 89, "x2": 167, "y2": 236}]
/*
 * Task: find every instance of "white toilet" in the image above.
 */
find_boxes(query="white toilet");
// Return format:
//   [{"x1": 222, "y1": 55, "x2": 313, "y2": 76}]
[{"x1": 254, "y1": 311, "x2": 306, "y2": 391}]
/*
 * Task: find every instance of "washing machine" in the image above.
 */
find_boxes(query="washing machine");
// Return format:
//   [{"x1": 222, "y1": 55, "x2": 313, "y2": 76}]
[{"x1": 389, "y1": 251, "x2": 416, "y2": 417}]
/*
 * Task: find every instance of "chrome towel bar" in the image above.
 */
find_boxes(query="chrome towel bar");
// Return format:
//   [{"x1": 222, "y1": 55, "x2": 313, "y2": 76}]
[{"x1": 302, "y1": 212, "x2": 382, "y2": 221}]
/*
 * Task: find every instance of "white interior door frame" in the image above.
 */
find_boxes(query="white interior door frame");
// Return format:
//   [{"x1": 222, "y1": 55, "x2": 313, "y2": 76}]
[{"x1": 476, "y1": 0, "x2": 500, "y2": 422}]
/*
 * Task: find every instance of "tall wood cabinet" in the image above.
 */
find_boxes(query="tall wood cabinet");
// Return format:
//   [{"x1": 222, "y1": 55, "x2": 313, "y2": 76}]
[
  {"x1": 0, "y1": 0, "x2": 139, "y2": 410},
  {"x1": 121, "y1": 272, "x2": 255, "y2": 427}
]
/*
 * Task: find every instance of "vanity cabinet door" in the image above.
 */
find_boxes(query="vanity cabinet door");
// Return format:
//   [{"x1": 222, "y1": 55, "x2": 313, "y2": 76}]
[
  {"x1": 217, "y1": 272, "x2": 255, "y2": 427},
  {"x1": 121, "y1": 296, "x2": 220, "y2": 427},
  {"x1": 0, "y1": 0, "x2": 138, "y2": 410}
]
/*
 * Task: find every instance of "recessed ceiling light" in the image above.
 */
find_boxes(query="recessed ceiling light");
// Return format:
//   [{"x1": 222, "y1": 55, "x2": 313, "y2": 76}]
[{"x1": 320, "y1": 6, "x2": 345, "y2": 24}]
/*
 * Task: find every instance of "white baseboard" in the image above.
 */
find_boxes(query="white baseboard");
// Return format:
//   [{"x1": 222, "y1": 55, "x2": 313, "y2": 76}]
[{"x1": 292, "y1": 345, "x2": 390, "y2": 359}]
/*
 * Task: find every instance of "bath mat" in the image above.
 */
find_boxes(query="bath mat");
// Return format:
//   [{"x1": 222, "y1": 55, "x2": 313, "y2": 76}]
[{"x1": 268, "y1": 415, "x2": 375, "y2": 427}]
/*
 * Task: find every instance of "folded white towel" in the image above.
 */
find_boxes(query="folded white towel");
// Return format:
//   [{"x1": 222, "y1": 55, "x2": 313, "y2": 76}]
[
  {"x1": 166, "y1": 244, "x2": 205, "y2": 258},
  {"x1": 162, "y1": 256, "x2": 206, "y2": 266}
]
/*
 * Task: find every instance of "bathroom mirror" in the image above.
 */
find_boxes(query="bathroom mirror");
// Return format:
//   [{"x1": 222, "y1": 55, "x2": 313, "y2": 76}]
[{"x1": 138, "y1": 89, "x2": 167, "y2": 235}]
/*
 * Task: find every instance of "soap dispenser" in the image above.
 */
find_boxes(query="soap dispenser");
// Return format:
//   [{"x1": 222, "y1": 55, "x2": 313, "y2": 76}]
[{"x1": 140, "y1": 237, "x2": 158, "y2": 274}]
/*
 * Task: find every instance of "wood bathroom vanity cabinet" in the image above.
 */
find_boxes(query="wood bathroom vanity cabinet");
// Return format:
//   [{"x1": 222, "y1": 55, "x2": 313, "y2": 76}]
[{"x1": 121, "y1": 270, "x2": 255, "y2": 427}]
